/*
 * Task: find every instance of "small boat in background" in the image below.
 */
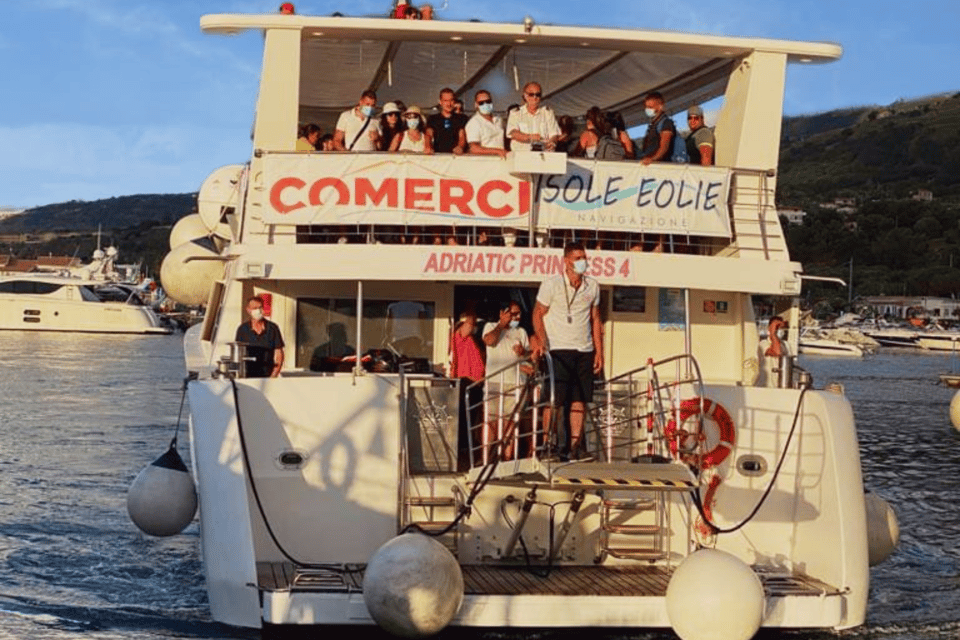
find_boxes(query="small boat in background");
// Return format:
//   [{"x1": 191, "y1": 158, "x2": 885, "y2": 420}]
[{"x1": 799, "y1": 328, "x2": 866, "y2": 357}]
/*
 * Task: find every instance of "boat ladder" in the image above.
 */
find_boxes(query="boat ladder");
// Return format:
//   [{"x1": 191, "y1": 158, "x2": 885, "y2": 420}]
[{"x1": 401, "y1": 484, "x2": 463, "y2": 556}]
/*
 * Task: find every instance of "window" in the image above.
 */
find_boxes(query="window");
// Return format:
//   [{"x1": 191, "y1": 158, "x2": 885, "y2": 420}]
[{"x1": 297, "y1": 297, "x2": 436, "y2": 371}]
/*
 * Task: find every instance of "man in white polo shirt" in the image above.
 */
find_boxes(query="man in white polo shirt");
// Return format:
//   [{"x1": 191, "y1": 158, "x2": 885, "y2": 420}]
[
  {"x1": 506, "y1": 81, "x2": 560, "y2": 153},
  {"x1": 532, "y1": 242, "x2": 603, "y2": 459},
  {"x1": 465, "y1": 89, "x2": 506, "y2": 159},
  {"x1": 333, "y1": 89, "x2": 381, "y2": 152}
]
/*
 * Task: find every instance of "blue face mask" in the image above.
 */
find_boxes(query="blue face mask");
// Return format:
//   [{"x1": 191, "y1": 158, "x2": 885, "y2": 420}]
[
  {"x1": 406, "y1": 118, "x2": 419, "y2": 129},
  {"x1": 645, "y1": 107, "x2": 657, "y2": 119},
  {"x1": 479, "y1": 102, "x2": 494, "y2": 115},
  {"x1": 509, "y1": 320, "x2": 520, "y2": 329},
  {"x1": 573, "y1": 259, "x2": 588, "y2": 274},
  {"x1": 360, "y1": 105, "x2": 374, "y2": 118}
]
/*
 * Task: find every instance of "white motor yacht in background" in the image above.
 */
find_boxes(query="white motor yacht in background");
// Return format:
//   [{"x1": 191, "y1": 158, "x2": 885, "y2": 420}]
[
  {"x1": 149, "y1": 8, "x2": 894, "y2": 638},
  {"x1": 798, "y1": 328, "x2": 865, "y2": 357},
  {"x1": 0, "y1": 274, "x2": 171, "y2": 334}
]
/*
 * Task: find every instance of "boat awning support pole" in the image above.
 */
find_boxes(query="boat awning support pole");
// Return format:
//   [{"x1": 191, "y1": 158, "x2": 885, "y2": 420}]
[
  {"x1": 354, "y1": 281, "x2": 363, "y2": 382},
  {"x1": 684, "y1": 288, "x2": 692, "y2": 379}
]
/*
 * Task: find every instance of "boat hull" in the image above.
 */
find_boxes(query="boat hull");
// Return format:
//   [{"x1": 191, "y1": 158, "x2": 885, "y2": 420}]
[{"x1": 186, "y1": 375, "x2": 868, "y2": 631}]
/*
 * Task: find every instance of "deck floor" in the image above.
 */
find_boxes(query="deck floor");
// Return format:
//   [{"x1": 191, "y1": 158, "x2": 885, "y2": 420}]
[{"x1": 257, "y1": 561, "x2": 839, "y2": 598}]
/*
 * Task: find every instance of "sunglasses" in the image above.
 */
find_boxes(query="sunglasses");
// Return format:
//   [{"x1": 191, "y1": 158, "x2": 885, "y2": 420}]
[
  {"x1": 478, "y1": 99, "x2": 493, "y2": 106},
  {"x1": 688, "y1": 115, "x2": 701, "y2": 120},
  {"x1": 525, "y1": 92, "x2": 542, "y2": 98}
]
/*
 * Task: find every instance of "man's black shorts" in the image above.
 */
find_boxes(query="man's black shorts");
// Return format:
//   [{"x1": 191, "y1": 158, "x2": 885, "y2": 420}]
[{"x1": 550, "y1": 349, "x2": 595, "y2": 405}]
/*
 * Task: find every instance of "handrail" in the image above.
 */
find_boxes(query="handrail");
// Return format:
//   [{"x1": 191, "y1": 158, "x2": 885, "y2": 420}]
[{"x1": 588, "y1": 353, "x2": 706, "y2": 464}]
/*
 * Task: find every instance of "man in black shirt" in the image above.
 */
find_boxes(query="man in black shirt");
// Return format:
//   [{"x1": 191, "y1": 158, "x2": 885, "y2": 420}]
[
  {"x1": 639, "y1": 91, "x2": 676, "y2": 165},
  {"x1": 235, "y1": 296, "x2": 285, "y2": 378},
  {"x1": 426, "y1": 87, "x2": 468, "y2": 154}
]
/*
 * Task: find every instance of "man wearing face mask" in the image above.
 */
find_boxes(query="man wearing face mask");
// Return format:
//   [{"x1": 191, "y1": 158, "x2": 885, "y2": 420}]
[
  {"x1": 235, "y1": 296, "x2": 285, "y2": 378},
  {"x1": 532, "y1": 242, "x2": 603, "y2": 459},
  {"x1": 465, "y1": 90, "x2": 507, "y2": 159},
  {"x1": 482, "y1": 301, "x2": 530, "y2": 458},
  {"x1": 639, "y1": 91, "x2": 676, "y2": 165},
  {"x1": 333, "y1": 90, "x2": 381, "y2": 151}
]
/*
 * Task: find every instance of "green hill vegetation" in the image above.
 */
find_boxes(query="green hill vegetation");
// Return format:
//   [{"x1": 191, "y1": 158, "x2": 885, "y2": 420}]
[{"x1": 778, "y1": 92, "x2": 960, "y2": 304}]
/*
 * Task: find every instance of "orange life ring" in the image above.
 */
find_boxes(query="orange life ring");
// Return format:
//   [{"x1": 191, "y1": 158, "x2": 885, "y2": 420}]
[{"x1": 664, "y1": 397, "x2": 736, "y2": 469}]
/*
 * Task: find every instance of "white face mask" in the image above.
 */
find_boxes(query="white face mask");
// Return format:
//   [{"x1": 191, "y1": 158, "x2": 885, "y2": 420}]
[
  {"x1": 406, "y1": 117, "x2": 419, "y2": 129},
  {"x1": 509, "y1": 320, "x2": 520, "y2": 329},
  {"x1": 478, "y1": 102, "x2": 494, "y2": 115},
  {"x1": 573, "y1": 259, "x2": 588, "y2": 274},
  {"x1": 250, "y1": 308, "x2": 264, "y2": 321},
  {"x1": 360, "y1": 104, "x2": 374, "y2": 118},
  {"x1": 645, "y1": 107, "x2": 657, "y2": 119}
]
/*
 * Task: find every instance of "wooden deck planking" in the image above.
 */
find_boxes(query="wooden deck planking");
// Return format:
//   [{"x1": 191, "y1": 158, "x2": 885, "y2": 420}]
[{"x1": 257, "y1": 561, "x2": 839, "y2": 599}]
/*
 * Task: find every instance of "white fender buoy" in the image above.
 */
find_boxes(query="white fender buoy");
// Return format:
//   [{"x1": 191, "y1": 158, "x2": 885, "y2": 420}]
[
  {"x1": 949, "y1": 390, "x2": 960, "y2": 431},
  {"x1": 198, "y1": 164, "x2": 244, "y2": 241},
  {"x1": 168, "y1": 213, "x2": 211, "y2": 250},
  {"x1": 666, "y1": 549, "x2": 765, "y2": 640},
  {"x1": 865, "y1": 491, "x2": 899, "y2": 566},
  {"x1": 127, "y1": 444, "x2": 198, "y2": 537},
  {"x1": 159, "y1": 239, "x2": 223, "y2": 306},
  {"x1": 363, "y1": 533, "x2": 463, "y2": 638}
]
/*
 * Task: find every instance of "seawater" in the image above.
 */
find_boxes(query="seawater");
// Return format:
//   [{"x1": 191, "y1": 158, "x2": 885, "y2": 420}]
[{"x1": 0, "y1": 334, "x2": 957, "y2": 639}]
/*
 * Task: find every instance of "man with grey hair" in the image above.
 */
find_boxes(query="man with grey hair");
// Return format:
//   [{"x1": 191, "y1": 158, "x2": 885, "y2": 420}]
[
  {"x1": 506, "y1": 82, "x2": 560, "y2": 152},
  {"x1": 685, "y1": 105, "x2": 715, "y2": 165}
]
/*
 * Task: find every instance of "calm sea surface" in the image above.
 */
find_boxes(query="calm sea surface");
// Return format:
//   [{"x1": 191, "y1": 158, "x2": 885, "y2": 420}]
[{"x1": 0, "y1": 333, "x2": 958, "y2": 639}]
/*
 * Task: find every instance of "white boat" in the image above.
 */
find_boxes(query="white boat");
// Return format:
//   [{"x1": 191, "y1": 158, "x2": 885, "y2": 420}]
[
  {"x1": 914, "y1": 326, "x2": 960, "y2": 351},
  {"x1": 164, "y1": 9, "x2": 876, "y2": 637},
  {"x1": 0, "y1": 273, "x2": 171, "y2": 334},
  {"x1": 798, "y1": 329, "x2": 865, "y2": 357}
]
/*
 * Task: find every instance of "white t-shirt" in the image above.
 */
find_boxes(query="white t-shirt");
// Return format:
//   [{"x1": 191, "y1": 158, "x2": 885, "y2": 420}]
[
  {"x1": 536, "y1": 273, "x2": 599, "y2": 352},
  {"x1": 336, "y1": 108, "x2": 381, "y2": 151},
  {"x1": 506, "y1": 105, "x2": 560, "y2": 153},
  {"x1": 482, "y1": 322, "x2": 530, "y2": 377},
  {"x1": 465, "y1": 113, "x2": 505, "y2": 149}
]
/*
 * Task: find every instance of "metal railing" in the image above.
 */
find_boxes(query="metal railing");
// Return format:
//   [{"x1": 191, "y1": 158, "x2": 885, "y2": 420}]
[
  {"x1": 464, "y1": 354, "x2": 556, "y2": 469},
  {"x1": 587, "y1": 354, "x2": 706, "y2": 464}
]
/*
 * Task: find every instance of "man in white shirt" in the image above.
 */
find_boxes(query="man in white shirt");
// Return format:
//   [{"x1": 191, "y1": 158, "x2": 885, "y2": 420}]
[
  {"x1": 506, "y1": 82, "x2": 561, "y2": 153},
  {"x1": 465, "y1": 89, "x2": 507, "y2": 159},
  {"x1": 532, "y1": 242, "x2": 603, "y2": 459},
  {"x1": 333, "y1": 90, "x2": 381, "y2": 152},
  {"x1": 483, "y1": 301, "x2": 530, "y2": 457}
]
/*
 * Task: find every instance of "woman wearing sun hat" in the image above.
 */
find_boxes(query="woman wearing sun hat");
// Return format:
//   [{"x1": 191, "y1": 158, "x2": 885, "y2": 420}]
[
  {"x1": 389, "y1": 106, "x2": 433, "y2": 154},
  {"x1": 378, "y1": 102, "x2": 404, "y2": 151}
]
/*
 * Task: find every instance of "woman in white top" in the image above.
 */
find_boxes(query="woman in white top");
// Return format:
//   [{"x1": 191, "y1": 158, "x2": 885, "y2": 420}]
[{"x1": 389, "y1": 105, "x2": 434, "y2": 154}]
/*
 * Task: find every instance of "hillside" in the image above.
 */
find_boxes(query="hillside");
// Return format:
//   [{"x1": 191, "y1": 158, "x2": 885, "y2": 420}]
[
  {"x1": 0, "y1": 193, "x2": 196, "y2": 234},
  {"x1": 778, "y1": 92, "x2": 960, "y2": 202}
]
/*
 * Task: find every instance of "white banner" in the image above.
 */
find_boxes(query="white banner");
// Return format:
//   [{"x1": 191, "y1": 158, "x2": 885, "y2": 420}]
[
  {"x1": 262, "y1": 153, "x2": 731, "y2": 237},
  {"x1": 264, "y1": 154, "x2": 530, "y2": 225},
  {"x1": 537, "y1": 160, "x2": 731, "y2": 237}
]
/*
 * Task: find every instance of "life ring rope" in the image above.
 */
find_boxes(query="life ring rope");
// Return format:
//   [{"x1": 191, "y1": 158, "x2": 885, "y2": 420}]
[{"x1": 664, "y1": 397, "x2": 736, "y2": 470}]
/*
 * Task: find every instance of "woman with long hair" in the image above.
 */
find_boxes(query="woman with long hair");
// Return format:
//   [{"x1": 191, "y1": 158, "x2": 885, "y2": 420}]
[{"x1": 378, "y1": 102, "x2": 403, "y2": 151}]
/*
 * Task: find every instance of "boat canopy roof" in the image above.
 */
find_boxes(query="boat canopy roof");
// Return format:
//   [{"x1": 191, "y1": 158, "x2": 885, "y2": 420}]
[{"x1": 201, "y1": 14, "x2": 841, "y2": 128}]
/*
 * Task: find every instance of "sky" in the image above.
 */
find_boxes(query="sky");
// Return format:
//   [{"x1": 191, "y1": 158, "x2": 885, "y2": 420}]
[{"x1": 1, "y1": 0, "x2": 957, "y2": 209}]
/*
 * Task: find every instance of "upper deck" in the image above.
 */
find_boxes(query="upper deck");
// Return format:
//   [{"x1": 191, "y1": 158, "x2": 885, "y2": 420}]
[{"x1": 198, "y1": 12, "x2": 842, "y2": 295}]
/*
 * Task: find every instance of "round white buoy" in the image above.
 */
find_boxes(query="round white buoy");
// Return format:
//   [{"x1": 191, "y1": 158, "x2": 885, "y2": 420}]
[
  {"x1": 666, "y1": 549, "x2": 765, "y2": 640},
  {"x1": 168, "y1": 213, "x2": 211, "y2": 250},
  {"x1": 363, "y1": 533, "x2": 463, "y2": 638},
  {"x1": 159, "y1": 239, "x2": 223, "y2": 306},
  {"x1": 865, "y1": 491, "x2": 899, "y2": 566},
  {"x1": 127, "y1": 444, "x2": 198, "y2": 537},
  {"x1": 949, "y1": 390, "x2": 960, "y2": 431}
]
